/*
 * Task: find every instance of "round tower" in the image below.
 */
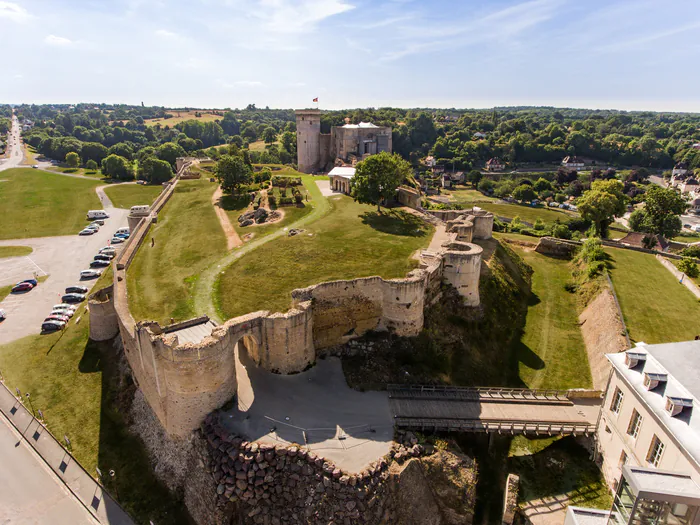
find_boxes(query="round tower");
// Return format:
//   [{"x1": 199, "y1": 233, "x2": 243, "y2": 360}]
[{"x1": 295, "y1": 109, "x2": 321, "y2": 174}]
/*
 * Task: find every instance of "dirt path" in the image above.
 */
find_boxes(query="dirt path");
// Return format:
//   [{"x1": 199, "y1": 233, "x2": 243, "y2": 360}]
[{"x1": 212, "y1": 186, "x2": 243, "y2": 250}]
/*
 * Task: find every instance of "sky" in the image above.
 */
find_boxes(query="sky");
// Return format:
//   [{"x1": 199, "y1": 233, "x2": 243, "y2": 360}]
[{"x1": 1, "y1": 0, "x2": 700, "y2": 112}]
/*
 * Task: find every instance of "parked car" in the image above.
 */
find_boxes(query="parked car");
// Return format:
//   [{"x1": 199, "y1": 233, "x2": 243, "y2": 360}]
[
  {"x1": 32, "y1": 165, "x2": 39, "y2": 169},
  {"x1": 79, "y1": 228, "x2": 96, "y2": 236},
  {"x1": 0, "y1": 309, "x2": 6, "y2": 321},
  {"x1": 110, "y1": 237, "x2": 125, "y2": 244},
  {"x1": 94, "y1": 253, "x2": 114, "y2": 260},
  {"x1": 114, "y1": 232, "x2": 130, "y2": 239},
  {"x1": 19, "y1": 279, "x2": 38, "y2": 287},
  {"x1": 51, "y1": 309, "x2": 73, "y2": 318},
  {"x1": 99, "y1": 247, "x2": 117, "y2": 255},
  {"x1": 41, "y1": 320, "x2": 65, "y2": 332},
  {"x1": 80, "y1": 269, "x2": 102, "y2": 279},
  {"x1": 115, "y1": 227, "x2": 130, "y2": 236},
  {"x1": 90, "y1": 260, "x2": 110, "y2": 268},
  {"x1": 45, "y1": 314, "x2": 70, "y2": 323},
  {"x1": 61, "y1": 293, "x2": 86, "y2": 303},
  {"x1": 65, "y1": 285, "x2": 88, "y2": 294},
  {"x1": 86, "y1": 224, "x2": 100, "y2": 232},
  {"x1": 87, "y1": 210, "x2": 109, "y2": 220},
  {"x1": 11, "y1": 282, "x2": 33, "y2": 293},
  {"x1": 53, "y1": 303, "x2": 77, "y2": 311},
  {"x1": 91, "y1": 219, "x2": 105, "y2": 226}
]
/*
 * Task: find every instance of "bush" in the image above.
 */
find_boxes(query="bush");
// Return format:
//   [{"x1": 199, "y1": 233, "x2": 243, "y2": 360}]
[
  {"x1": 533, "y1": 218, "x2": 545, "y2": 231},
  {"x1": 508, "y1": 216, "x2": 523, "y2": 233},
  {"x1": 678, "y1": 257, "x2": 700, "y2": 278},
  {"x1": 477, "y1": 179, "x2": 494, "y2": 193},
  {"x1": 279, "y1": 196, "x2": 294, "y2": 205},
  {"x1": 681, "y1": 245, "x2": 700, "y2": 258},
  {"x1": 268, "y1": 194, "x2": 277, "y2": 207},
  {"x1": 551, "y1": 223, "x2": 572, "y2": 240},
  {"x1": 493, "y1": 218, "x2": 506, "y2": 232},
  {"x1": 85, "y1": 159, "x2": 98, "y2": 171}
]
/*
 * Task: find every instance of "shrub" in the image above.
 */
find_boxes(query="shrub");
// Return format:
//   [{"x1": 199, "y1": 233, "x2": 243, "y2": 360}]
[
  {"x1": 295, "y1": 193, "x2": 303, "y2": 204},
  {"x1": 268, "y1": 194, "x2": 277, "y2": 207},
  {"x1": 533, "y1": 218, "x2": 545, "y2": 231},
  {"x1": 678, "y1": 257, "x2": 699, "y2": 278},
  {"x1": 551, "y1": 223, "x2": 572, "y2": 240},
  {"x1": 641, "y1": 235, "x2": 657, "y2": 250},
  {"x1": 681, "y1": 245, "x2": 700, "y2": 258},
  {"x1": 85, "y1": 159, "x2": 98, "y2": 171},
  {"x1": 493, "y1": 218, "x2": 506, "y2": 232},
  {"x1": 279, "y1": 196, "x2": 294, "y2": 205}
]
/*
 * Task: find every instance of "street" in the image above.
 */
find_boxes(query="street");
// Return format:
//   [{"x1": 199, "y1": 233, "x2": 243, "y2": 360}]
[
  {"x1": 0, "y1": 410, "x2": 98, "y2": 525},
  {"x1": 0, "y1": 114, "x2": 24, "y2": 172}
]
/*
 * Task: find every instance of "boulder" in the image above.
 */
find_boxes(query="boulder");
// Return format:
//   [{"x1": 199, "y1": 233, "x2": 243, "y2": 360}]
[{"x1": 254, "y1": 208, "x2": 268, "y2": 224}]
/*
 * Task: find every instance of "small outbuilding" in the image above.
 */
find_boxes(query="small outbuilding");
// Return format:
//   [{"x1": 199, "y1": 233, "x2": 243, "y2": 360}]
[{"x1": 329, "y1": 166, "x2": 355, "y2": 194}]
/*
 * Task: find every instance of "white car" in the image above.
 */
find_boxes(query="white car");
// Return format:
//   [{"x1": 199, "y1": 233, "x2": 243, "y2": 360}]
[
  {"x1": 110, "y1": 237, "x2": 125, "y2": 244},
  {"x1": 80, "y1": 269, "x2": 102, "y2": 279},
  {"x1": 79, "y1": 229, "x2": 96, "y2": 236},
  {"x1": 99, "y1": 246, "x2": 117, "y2": 254},
  {"x1": 0, "y1": 309, "x2": 6, "y2": 320},
  {"x1": 52, "y1": 309, "x2": 74, "y2": 318},
  {"x1": 53, "y1": 303, "x2": 77, "y2": 312}
]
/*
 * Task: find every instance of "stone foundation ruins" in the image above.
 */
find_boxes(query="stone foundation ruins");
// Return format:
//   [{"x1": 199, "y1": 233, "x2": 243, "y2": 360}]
[{"x1": 88, "y1": 168, "x2": 494, "y2": 438}]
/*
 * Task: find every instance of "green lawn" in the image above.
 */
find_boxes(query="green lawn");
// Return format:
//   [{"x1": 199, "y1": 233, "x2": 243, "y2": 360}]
[
  {"x1": 127, "y1": 179, "x2": 226, "y2": 324},
  {"x1": 103, "y1": 183, "x2": 164, "y2": 210},
  {"x1": 0, "y1": 168, "x2": 102, "y2": 240},
  {"x1": 480, "y1": 203, "x2": 577, "y2": 225},
  {"x1": 0, "y1": 284, "x2": 12, "y2": 302},
  {"x1": 0, "y1": 246, "x2": 32, "y2": 258},
  {"x1": 606, "y1": 247, "x2": 700, "y2": 344},
  {"x1": 216, "y1": 195, "x2": 434, "y2": 318},
  {"x1": 248, "y1": 140, "x2": 280, "y2": 152},
  {"x1": 501, "y1": 236, "x2": 592, "y2": 389},
  {"x1": 48, "y1": 166, "x2": 105, "y2": 179},
  {"x1": 673, "y1": 234, "x2": 700, "y2": 244},
  {"x1": 0, "y1": 311, "x2": 189, "y2": 523},
  {"x1": 445, "y1": 187, "x2": 496, "y2": 205}
]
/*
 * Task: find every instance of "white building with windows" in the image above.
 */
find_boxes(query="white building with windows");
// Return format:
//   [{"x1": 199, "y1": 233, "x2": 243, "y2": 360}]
[{"x1": 596, "y1": 341, "x2": 700, "y2": 492}]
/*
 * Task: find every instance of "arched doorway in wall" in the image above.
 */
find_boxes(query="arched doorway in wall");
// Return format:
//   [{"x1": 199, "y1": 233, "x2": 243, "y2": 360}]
[{"x1": 238, "y1": 334, "x2": 260, "y2": 365}]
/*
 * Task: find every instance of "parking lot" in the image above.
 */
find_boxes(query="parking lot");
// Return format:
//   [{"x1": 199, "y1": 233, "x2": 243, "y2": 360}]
[{"x1": 0, "y1": 207, "x2": 129, "y2": 345}]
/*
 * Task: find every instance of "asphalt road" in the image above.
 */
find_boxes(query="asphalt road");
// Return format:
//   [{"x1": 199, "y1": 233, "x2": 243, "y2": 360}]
[
  {"x1": 0, "y1": 411, "x2": 98, "y2": 525},
  {"x1": 0, "y1": 114, "x2": 23, "y2": 172}
]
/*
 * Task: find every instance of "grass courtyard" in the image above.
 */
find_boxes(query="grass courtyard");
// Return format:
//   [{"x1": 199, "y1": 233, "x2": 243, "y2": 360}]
[
  {"x1": 103, "y1": 183, "x2": 164, "y2": 209},
  {"x1": 127, "y1": 179, "x2": 226, "y2": 324},
  {"x1": 479, "y1": 202, "x2": 577, "y2": 225},
  {"x1": 0, "y1": 246, "x2": 33, "y2": 258},
  {"x1": 0, "y1": 168, "x2": 102, "y2": 240},
  {"x1": 497, "y1": 234, "x2": 592, "y2": 389},
  {"x1": 216, "y1": 195, "x2": 434, "y2": 319},
  {"x1": 606, "y1": 247, "x2": 700, "y2": 344}
]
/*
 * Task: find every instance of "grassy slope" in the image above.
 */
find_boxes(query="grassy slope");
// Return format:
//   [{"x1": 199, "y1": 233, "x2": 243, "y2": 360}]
[
  {"x1": 504, "y1": 239, "x2": 592, "y2": 389},
  {"x1": 444, "y1": 187, "x2": 496, "y2": 204},
  {"x1": 0, "y1": 246, "x2": 33, "y2": 258},
  {"x1": 0, "y1": 168, "x2": 101, "y2": 240},
  {"x1": 103, "y1": 184, "x2": 164, "y2": 210},
  {"x1": 479, "y1": 202, "x2": 577, "y2": 224},
  {"x1": 673, "y1": 234, "x2": 700, "y2": 243},
  {"x1": 217, "y1": 195, "x2": 433, "y2": 318},
  {"x1": 48, "y1": 166, "x2": 104, "y2": 179},
  {"x1": 222, "y1": 192, "x2": 314, "y2": 240},
  {"x1": 127, "y1": 179, "x2": 225, "y2": 324},
  {"x1": 248, "y1": 140, "x2": 280, "y2": 152},
  {"x1": 606, "y1": 247, "x2": 700, "y2": 344},
  {"x1": 144, "y1": 111, "x2": 221, "y2": 127}
]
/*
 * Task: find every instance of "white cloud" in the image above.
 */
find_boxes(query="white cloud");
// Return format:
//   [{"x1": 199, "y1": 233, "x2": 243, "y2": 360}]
[
  {"x1": 0, "y1": 1, "x2": 30, "y2": 23},
  {"x1": 13, "y1": 73, "x2": 22, "y2": 79},
  {"x1": 155, "y1": 29, "x2": 178, "y2": 38},
  {"x1": 45, "y1": 34, "x2": 73, "y2": 46},
  {"x1": 251, "y1": 0, "x2": 355, "y2": 33}
]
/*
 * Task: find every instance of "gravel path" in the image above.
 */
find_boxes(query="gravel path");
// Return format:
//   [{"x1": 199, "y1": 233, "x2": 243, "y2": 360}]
[{"x1": 212, "y1": 185, "x2": 243, "y2": 250}]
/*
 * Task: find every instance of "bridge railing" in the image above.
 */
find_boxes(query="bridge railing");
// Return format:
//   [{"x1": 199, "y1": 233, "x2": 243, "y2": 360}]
[
  {"x1": 387, "y1": 384, "x2": 571, "y2": 402},
  {"x1": 394, "y1": 417, "x2": 595, "y2": 436}
]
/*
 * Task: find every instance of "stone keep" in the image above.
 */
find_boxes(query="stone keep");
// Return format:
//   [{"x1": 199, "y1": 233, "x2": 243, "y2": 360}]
[{"x1": 296, "y1": 109, "x2": 322, "y2": 174}]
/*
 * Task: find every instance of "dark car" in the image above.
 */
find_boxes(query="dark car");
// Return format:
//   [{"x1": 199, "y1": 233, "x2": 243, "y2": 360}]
[
  {"x1": 61, "y1": 293, "x2": 86, "y2": 303},
  {"x1": 20, "y1": 279, "x2": 38, "y2": 287},
  {"x1": 94, "y1": 254, "x2": 113, "y2": 262},
  {"x1": 90, "y1": 259, "x2": 110, "y2": 268},
  {"x1": 65, "y1": 285, "x2": 88, "y2": 294},
  {"x1": 41, "y1": 320, "x2": 65, "y2": 332},
  {"x1": 11, "y1": 282, "x2": 33, "y2": 293}
]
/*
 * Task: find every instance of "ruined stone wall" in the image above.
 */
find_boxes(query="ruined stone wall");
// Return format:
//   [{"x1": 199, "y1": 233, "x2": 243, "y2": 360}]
[
  {"x1": 87, "y1": 285, "x2": 120, "y2": 341},
  {"x1": 397, "y1": 186, "x2": 422, "y2": 209}
]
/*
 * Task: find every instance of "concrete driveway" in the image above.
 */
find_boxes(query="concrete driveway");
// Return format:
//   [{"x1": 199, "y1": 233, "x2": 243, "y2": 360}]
[
  {"x1": 0, "y1": 205, "x2": 129, "y2": 345},
  {"x1": 222, "y1": 350, "x2": 393, "y2": 473}
]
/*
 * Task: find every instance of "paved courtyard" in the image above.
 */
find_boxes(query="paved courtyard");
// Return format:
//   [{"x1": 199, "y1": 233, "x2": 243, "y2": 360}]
[{"x1": 221, "y1": 349, "x2": 393, "y2": 473}]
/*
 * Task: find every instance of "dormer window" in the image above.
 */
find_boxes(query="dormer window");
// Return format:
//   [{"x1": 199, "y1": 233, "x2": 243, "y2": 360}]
[
  {"x1": 644, "y1": 372, "x2": 667, "y2": 391},
  {"x1": 666, "y1": 396, "x2": 693, "y2": 418},
  {"x1": 625, "y1": 351, "x2": 647, "y2": 369}
]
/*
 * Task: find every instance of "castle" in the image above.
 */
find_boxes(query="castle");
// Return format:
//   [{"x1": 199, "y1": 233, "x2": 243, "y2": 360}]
[{"x1": 295, "y1": 109, "x2": 393, "y2": 174}]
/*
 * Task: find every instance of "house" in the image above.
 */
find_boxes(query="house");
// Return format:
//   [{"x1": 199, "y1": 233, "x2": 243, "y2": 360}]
[
  {"x1": 690, "y1": 197, "x2": 700, "y2": 214},
  {"x1": 485, "y1": 157, "x2": 505, "y2": 171},
  {"x1": 617, "y1": 232, "x2": 669, "y2": 251},
  {"x1": 681, "y1": 178, "x2": 699, "y2": 196},
  {"x1": 328, "y1": 166, "x2": 355, "y2": 194},
  {"x1": 562, "y1": 156, "x2": 585, "y2": 171},
  {"x1": 473, "y1": 132, "x2": 486, "y2": 139},
  {"x1": 673, "y1": 162, "x2": 689, "y2": 178},
  {"x1": 424, "y1": 156, "x2": 436, "y2": 168},
  {"x1": 596, "y1": 341, "x2": 700, "y2": 490}
]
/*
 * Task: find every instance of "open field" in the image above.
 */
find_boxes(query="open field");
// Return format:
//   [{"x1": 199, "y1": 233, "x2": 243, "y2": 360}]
[
  {"x1": 0, "y1": 168, "x2": 102, "y2": 240},
  {"x1": 498, "y1": 234, "x2": 592, "y2": 389},
  {"x1": 20, "y1": 144, "x2": 37, "y2": 165},
  {"x1": 0, "y1": 311, "x2": 189, "y2": 523},
  {"x1": 103, "y1": 183, "x2": 164, "y2": 209},
  {"x1": 444, "y1": 187, "x2": 496, "y2": 204},
  {"x1": 0, "y1": 246, "x2": 33, "y2": 258},
  {"x1": 216, "y1": 195, "x2": 433, "y2": 319},
  {"x1": 606, "y1": 247, "x2": 700, "y2": 343},
  {"x1": 48, "y1": 166, "x2": 104, "y2": 178},
  {"x1": 143, "y1": 110, "x2": 223, "y2": 127},
  {"x1": 480, "y1": 202, "x2": 577, "y2": 225},
  {"x1": 127, "y1": 178, "x2": 226, "y2": 324},
  {"x1": 248, "y1": 140, "x2": 280, "y2": 152}
]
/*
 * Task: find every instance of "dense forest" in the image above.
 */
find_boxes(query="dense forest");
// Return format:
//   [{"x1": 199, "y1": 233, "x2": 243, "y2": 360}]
[{"x1": 4, "y1": 103, "x2": 700, "y2": 177}]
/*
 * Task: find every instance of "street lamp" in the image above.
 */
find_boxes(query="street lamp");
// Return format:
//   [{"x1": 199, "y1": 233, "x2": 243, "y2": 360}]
[
  {"x1": 109, "y1": 469, "x2": 119, "y2": 501},
  {"x1": 25, "y1": 393, "x2": 35, "y2": 418}
]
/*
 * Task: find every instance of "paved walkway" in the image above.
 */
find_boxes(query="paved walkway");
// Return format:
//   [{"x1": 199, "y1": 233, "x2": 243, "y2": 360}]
[
  {"x1": 315, "y1": 179, "x2": 341, "y2": 197},
  {"x1": 656, "y1": 254, "x2": 700, "y2": 299},
  {"x1": 0, "y1": 382, "x2": 134, "y2": 524},
  {"x1": 211, "y1": 185, "x2": 243, "y2": 250}
]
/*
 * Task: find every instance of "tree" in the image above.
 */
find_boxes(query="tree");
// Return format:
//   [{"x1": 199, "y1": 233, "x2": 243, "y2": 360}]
[
  {"x1": 85, "y1": 159, "x2": 98, "y2": 171},
  {"x1": 577, "y1": 179, "x2": 626, "y2": 237},
  {"x1": 138, "y1": 157, "x2": 173, "y2": 184},
  {"x1": 678, "y1": 257, "x2": 700, "y2": 278},
  {"x1": 533, "y1": 177, "x2": 553, "y2": 193},
  {"x1": 215, "y1": 155, "x2": 252, "y2": 193},
  {"x1": 351, "y1": 152, "x2": 411, "y2": 212},
  {"x1": 280, "y1": 131, "x2": 296, "y2": 153},
  {"x1": 466, "y1": 169, "x2": 482, "y2": 187},
  {"x1": 512, "y1": 184, "x2": 536, "y2": 202},
  {"x1": 641, "y1": 186, "x2": 687, "y2": 238},
  {"x1": 628, "y1": 209, "x2": 650, "y2": 232},
  {"x1": 65, "y1": 151, "x2": 80, "y2": 168},
  {"x1": 156, "y1": 142, "x2": 186, "y2": 169},
  {"x1": 101, "y1": 154, "x2": 134, "y2": 180},
  {"x1": 262, "y1": 127, "x2": 277, "y2": 144},
  {"x1": 478, "y1": 179, "x2": 494, "y2": 193},
  {"x1": 81, "y1": 142, "x2": 109, "y2": 165}
]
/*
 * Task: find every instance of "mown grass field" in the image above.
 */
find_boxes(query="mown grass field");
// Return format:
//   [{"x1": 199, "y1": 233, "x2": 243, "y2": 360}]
[
  {"x1": 444, "y1": 187, "x2": 496, "y2": 205},
  {"x1": 127, "y1": 179, "x2": 226, "y2": 324},
  {"x1": 480, "y1": 202, "x2": 577, "y2": 225},
  {"x1": 497, "y1": 234, "x2": 592, "y2": 389},
  {"x1": 143, "y1": 110, "x2": 223, "y2": 127},
  {"x1": 0, "y1": 168, "x2": 102, "y2": 240},
  {"x1": 0, "y1": 246, "x2": 33, "y2": 258},
  {"x1": 48, "y1": 166, "x2": 104, "y2": 179},
  {"x1": 248, "y1": 140, "x2": 281, "y2": 152},
  {"x1": 103, "y1": 183, "x2": 164, "y2": 210},
  {"x1": 216, "y1": 195, "x2": 434, "y2": 318},
  {"x1": 606, "y1": 247, "x2": 700, "y2": 343},
  {"x1": 673, "y1": 233, "x2": 700, "y2": 243},
  {"x1": 0, "y1": 310, "x2": 188, "y2": 523}
]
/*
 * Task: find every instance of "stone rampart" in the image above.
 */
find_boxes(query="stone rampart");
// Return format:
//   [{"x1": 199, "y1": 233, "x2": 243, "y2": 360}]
[{"x1": 87, "y1": 285, "x2": 120, "y2": 341}]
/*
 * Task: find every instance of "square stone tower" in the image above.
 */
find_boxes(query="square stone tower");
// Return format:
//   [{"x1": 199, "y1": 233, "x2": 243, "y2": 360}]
[{"x1": 295, "y1": 109, "x2": 321, "y2": 173}]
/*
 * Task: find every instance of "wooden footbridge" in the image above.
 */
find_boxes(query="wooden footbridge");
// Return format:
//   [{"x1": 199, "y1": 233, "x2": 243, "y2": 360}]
[{"x1": 388, "y1": 385, "x2": 602, "y2": 436}]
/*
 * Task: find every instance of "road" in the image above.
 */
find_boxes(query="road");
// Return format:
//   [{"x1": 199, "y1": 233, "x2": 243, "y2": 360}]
[
  {"x1": 1, "y1": 114, "x2": 24, "y2": 171},
  {"x1": 0, "y1": 410, "x2": 98, "y2": 525}
]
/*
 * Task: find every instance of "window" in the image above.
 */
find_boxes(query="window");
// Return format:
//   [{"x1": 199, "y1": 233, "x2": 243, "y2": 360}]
[
  {"x1": 647, "y1": 436, "x2": 665, "y2": 467},
  {"x1": 627, "y1": 410, "x2": 643, "y2": 439},
  {"x1": 619, "y1": 450, "x2": 628, "y2": 467},
  {"x1": 611, "y1": 387, "x2": 624, "y2": 414}
]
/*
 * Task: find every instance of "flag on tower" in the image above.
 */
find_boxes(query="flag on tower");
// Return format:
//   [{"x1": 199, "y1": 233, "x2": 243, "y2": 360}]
[{"x1": 313, "y1": 97, "x2": 318, "y2": 103}]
